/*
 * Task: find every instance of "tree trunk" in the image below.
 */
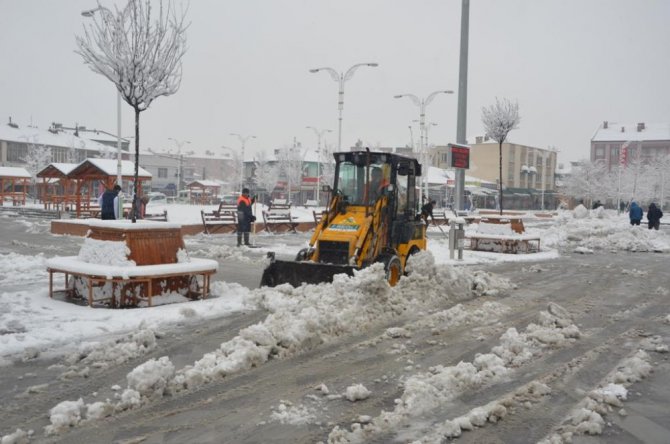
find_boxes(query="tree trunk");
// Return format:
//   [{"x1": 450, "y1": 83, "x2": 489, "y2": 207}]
[
  {"x1": 132, "y1": 108, "x2": 141, "y2": 223},
  {"x1": 499, "y1": 141, "x2": 504, "y2": 215}
]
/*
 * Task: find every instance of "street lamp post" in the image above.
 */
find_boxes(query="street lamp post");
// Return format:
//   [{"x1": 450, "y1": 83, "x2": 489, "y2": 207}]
[
  {"x1": 229, "y1": 133, "x2": 256, "y2": 193},
  {"x1": 306, "y1": 126, "x2": 332, "y2": 205},
  {"x1": 394, "y1": 90, "x2": 453, "y2": 201},
  {"x1": 166, "y1": 138, "x2": 191, "y2": 195},
  {"x1": 81, "y1": 5, "x2": 124, "y2": 212},
  {"x1": 309, "y1": 63, "x2": 378, "y2": 151}
]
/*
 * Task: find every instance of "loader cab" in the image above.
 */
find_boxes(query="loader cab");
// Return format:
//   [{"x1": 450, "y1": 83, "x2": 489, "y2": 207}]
[{"x1": 332, "y1": 151, "x2": 420, "y2": 212}]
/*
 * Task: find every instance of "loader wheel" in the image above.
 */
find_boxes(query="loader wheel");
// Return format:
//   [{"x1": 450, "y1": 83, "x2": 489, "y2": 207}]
[
  {"x1": 378, "y1": 254, "x2": 402, "y2": 287},
  {"x1": 295, "y1": 248, "x2": 310, "y2": 262}
]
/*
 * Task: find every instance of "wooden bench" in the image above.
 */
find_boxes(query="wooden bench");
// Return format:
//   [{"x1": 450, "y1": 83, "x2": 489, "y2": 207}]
[
  {"x1": 46, "y1": 223, "x2": 217, "y2": 307},
  {"x1": 144, "y1": 210, "x2": 168, "y2": 221},
  {"x1": 466, "y1": 217, "x2": 540, "y2": 254},
  {"x1": 201, "y1": 203, "x2": 238, "y2": 234},
  {"x1": 262, "y1": 208, "x2": 298, "y2": 233}
]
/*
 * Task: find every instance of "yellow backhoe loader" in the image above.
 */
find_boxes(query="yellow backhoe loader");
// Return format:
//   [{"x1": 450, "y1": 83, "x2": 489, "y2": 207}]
[{"x1": 260, "y1": 150, "x2": 427, "y2": 287}]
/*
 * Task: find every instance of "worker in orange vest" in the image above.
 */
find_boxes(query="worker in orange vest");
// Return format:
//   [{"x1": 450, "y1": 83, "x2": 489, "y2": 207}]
[{"x1": 236, "y1": 188, "x2": 256, "y2": 246}]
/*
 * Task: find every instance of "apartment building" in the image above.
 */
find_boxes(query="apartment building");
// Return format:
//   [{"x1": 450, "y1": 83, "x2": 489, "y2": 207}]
[{"x1": 590, "y1": 121, "x2": 670, "y2": 169}]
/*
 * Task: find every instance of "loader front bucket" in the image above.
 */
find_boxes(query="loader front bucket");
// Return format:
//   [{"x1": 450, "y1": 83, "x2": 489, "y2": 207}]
[{"x1": 260, "y1": 257, "x2": 357, "y2": 288}]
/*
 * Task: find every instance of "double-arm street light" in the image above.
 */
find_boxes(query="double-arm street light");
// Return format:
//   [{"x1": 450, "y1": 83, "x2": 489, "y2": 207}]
[
  {"x1": 230, "y1": 133, "x2": 256, "y2": 193},
  {"x1": 394, "y1": 90, "x2": 453, "y2": 200},
  {"x1": 81, "y1": 5, "x2": 124, "y2": 196},
  {"x1": 306, "y1": 126, "x2": 332, "y2": 204},
  {"x1": 309, "y1": 63, "x2": 378, "y2": 151}
]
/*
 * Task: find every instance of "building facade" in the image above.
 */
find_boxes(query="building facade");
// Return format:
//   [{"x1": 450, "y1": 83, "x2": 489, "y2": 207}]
[{"x1": 590, "y1": 121, "x2": 670, "y2": 169}]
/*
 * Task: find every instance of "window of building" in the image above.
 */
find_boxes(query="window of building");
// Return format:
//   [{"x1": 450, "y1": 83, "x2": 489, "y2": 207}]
[
  {"x1": 7, "y1": 142, "x2": 26, "y2": 162},
  {"x1": 52, "y1": 147, "x2": 68, "y2": 163},
  {"x1": 158, "y1": 168, "x2": 168, "y2": 178}
]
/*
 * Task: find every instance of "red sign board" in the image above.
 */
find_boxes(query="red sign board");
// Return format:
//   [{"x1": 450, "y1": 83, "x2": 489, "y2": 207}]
[{"x1": 449, "y1": 144, "x2": 470, "y2": 169}]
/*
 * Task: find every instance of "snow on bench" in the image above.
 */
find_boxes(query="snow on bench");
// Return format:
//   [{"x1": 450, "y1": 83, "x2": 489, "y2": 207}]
[{"x1": 467, "y1": 218, "x2": 540, "y2": 254}]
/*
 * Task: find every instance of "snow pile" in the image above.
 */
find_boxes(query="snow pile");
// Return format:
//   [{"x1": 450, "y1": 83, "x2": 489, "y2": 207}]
[
  {"x1": 44, "y1": 398, "x2": 85, "y2": 435},
  {"x1": 269, "y1": 400, "x2": 317, "y2": 425},
  {"x1": 64, "y1": 328, "x2": 157, "y2": 370},
  {"x1": 539, "y1": 350, "x2": 654, "y2": 443},
  {"x1": 327, "y1": 303, "x2": 579, "y2": 443},
  {"x1": 573, "y1": 204, "x2": 588, "y2": 219},
  {"x1": 0, "y1": 252, "x2": 48, "y2": 286},
  {"x1": 168, "y1": 253, "x2": 510, "y2": 393},
  {"x1": 77, "y1": 238, "x2": 135, "y2": 266},
  {"x1": 542, "y1": 212, "x2": 670, "y2": 252},
  {"x1": 126, "y1": 356, "x2": 175, "y2": 397},
  {"x1": 0, "y1": 428, "x2": 31, "y2": 444},
  {"x1": 345, "y1": 384, "x2": 371, "y2": 402}
]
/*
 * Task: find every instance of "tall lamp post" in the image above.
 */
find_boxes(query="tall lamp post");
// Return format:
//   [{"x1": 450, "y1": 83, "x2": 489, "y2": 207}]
[
  {"x1": 309, "y1": 63, "x2": 378, "y2": 151},
  {"x1": 306, "y1": 126, "x2": 332, "y2": 204},
  {"x1": 394, "y1": 90, "x2": 453, "y2": 200},
  {"x1": 166, "y1": 138, "x2": 191, "y2": 195},
  {"x1": 81, "y1": 5, "x2": 124, "y2": 211},
  {"x1": 230, "y1": 133, "x2": 256, "y2": 193}
]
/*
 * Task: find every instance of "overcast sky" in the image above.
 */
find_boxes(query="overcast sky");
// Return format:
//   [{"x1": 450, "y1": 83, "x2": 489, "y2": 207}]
[{"x1": 1, "y1": 0, "x2": 669, "y2": 163}]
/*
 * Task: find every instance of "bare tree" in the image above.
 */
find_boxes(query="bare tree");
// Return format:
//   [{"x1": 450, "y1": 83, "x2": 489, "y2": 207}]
[
  {"x1": 76, "y1": 0, "x2": 188, "y2": 222},
  {"x1": 275, "y1": 141, "x2": 307, "y2": 204},
  {"x1": 253, "y1": 152, "x2": 281, "y2": 204},
  {"x1": 23, "y1": 139, "x2": 52, "y2": 202},
  {"x1": 481, "y1": 98, "x2": 520, "y2": 215}
]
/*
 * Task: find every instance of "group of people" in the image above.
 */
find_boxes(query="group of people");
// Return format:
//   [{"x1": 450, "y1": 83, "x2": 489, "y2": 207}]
[
  {"x1": 629, "y1": 201, "x2": 664, "y2": 230},
  {"x1": 98, "y1": 184, "x2": 148, "y2": 220}
]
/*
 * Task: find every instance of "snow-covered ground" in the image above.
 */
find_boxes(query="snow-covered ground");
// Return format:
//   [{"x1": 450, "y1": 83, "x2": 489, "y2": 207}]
[{"x1": 0, "y1": 205, "x2": 669, "y2": 443}]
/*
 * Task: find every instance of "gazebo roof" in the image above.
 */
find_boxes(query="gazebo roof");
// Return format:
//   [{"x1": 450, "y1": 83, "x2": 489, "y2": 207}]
[
  {"x1": 37, "y1": 163, "x2": 78, "y2": 178},
  {"x1": 187, "y1": 179, "x2": 221, "y2": 188},
  {"x1": 67, "y1": 158, "x2": 151, "y2": 180},
  {"x1": 0, "y1": 166, "x2": 31, "y2": 179}
]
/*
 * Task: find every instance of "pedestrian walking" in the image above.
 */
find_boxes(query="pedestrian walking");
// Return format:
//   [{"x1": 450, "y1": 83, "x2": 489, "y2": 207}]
[
  {"x1": 647, "y1": 202, "x2": 663, "y2": 230},
  {"x1": 98, "y1": 184, "x2": 121, "y2": 220},
  {"x1": 236, "y1": 188, "x2": 256, "y2": 246},
  {"x1": 629, "y1": 201, "x2": 643, "y2": 226}
]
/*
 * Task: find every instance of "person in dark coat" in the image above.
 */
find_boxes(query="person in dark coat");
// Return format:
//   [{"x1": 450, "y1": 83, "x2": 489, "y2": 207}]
[
  {"x1": 420, "y1": 200, "x2": 436, "y2": 224},
  {"x1": 236, "y1": 188, "x2": 256, "y2": 246},
  {"x1": 98, "y1": 184, "x2": 121, "y2": 220},
  {"x1": 646, "y1": 202, "x2": 663, "y2": 230},
  {"x1": 592, "y1": 200, "x2": 602, "y2": 209},
  {"x1": 628, "y1": 201, "x2": 643, "y2": 226}
]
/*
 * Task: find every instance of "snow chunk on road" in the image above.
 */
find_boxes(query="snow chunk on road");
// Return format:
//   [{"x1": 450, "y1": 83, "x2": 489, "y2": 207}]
[
  {"x1": 270, "y1": 401, "x2": 316, "y2": 425},
  {"x1": 0, "y1": 428, "x2": 31, "y2": 444},
  {"x1": 126, "y1": 356, "x2": 175, "y2": 397},
  {"x1": 44, "y1": 398, "x2": 85, "y2": 435},
  {"x1": 345, "y1": 384, "x2": 371, "y2": 402}
]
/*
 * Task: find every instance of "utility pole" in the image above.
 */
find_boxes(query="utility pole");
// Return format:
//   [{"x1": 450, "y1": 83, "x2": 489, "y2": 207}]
[{"x1": 455, "y1": 0, "x2": 470, "y2": 211}]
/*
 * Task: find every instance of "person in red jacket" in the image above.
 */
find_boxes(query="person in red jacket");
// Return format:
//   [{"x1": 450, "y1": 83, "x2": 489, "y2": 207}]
[{"x1": 236, "y1": 188, "x2": 256, "y2": 246}]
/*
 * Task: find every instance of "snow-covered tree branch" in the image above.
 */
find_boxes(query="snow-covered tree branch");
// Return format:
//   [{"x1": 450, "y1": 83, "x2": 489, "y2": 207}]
[{"x1": 481, "y1": 97, "x2": 520, "y2": 215}]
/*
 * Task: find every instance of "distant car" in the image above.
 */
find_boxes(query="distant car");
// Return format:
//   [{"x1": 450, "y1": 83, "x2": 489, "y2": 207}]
[{"x1": 145, "y1": 192, "x2": 167, "y2": 206}]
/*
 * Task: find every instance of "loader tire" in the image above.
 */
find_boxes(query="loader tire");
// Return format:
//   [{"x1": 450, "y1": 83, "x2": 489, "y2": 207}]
[{"x1": 377, "y1": 254, "x2": 402, "y2": 287}]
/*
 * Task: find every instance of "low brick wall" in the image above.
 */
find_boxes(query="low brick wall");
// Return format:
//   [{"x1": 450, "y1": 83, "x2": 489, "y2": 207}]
[{"x1": 51, "y1": 220, "x2": 318, "y2": 237}]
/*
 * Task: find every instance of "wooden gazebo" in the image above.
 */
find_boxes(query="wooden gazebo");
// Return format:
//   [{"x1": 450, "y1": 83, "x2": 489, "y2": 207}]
[
  {"x1": 0, "y1": 166, "x2": 31, "y2": 206},
  {"x1": 36, "y1": 163, "x2": 79, "y2": 211},
  {"x1": 185, "y1": 180, "x2": 221, "y2": 205},
  {"x1": 67, "y1": 159, "x2": 152, "y2": 218}
]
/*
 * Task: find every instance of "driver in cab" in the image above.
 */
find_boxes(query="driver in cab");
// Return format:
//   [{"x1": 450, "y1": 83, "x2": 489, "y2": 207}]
[{"x1": 369, "y1": 167, "x2": 390, "y2": 202}]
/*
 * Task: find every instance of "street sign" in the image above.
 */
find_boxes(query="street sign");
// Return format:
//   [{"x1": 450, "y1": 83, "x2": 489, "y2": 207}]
[{"x1": 448, "y1": 143, "x2": 470, "y2": 169}]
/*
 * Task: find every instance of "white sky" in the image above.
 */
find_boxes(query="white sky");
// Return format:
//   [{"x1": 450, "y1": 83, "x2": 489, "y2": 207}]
[{"x1": 1, "y1": 0, "x2": 669, "y2": 163}]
